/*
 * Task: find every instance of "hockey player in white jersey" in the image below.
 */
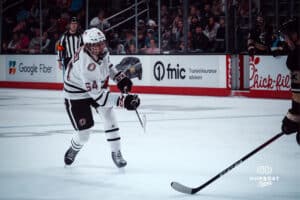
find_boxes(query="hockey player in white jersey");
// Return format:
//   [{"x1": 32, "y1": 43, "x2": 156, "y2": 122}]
[{"x1": 63, "y1": 27, "x2": 140, "y2": 168}]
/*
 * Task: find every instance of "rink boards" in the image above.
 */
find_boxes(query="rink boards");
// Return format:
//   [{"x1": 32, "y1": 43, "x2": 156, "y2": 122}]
[{"x1": 0, "y1": 54, "x2": 291, "y2": 98}]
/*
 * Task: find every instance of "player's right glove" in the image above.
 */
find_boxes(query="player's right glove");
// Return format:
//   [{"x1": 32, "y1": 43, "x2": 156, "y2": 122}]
[
  {"x1": 281, "y1": 116, "x2": 299, "y2": 135},
  {"x1": 114, "y1": 72, "x2": 132, "y2": 93},
  {"x1": 118, "y1": 94, "x2": 140, "y2": 110}
]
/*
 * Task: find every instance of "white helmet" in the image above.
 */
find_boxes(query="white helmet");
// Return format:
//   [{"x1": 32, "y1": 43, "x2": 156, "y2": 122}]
[{"x1": 83, "y1": 28, "x2": 106, "y2": 44}]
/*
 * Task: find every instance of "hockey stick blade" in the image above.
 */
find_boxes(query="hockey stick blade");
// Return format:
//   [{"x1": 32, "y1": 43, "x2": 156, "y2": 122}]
[
  {"x1": 171, "y1": 182, "x2": 196, "y2": 194},
  {"x1": 171, "y1": 132, "x2": 284, "y2": 194}
]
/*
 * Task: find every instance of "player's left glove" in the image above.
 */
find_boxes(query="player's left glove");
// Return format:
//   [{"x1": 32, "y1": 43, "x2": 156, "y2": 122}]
[
  {"x1": 297, "y1": 132, "x2": 300, "y2": 145},
  {"x1": 281, "y1": 116, "x2": 299, "y2": 135},
  {"x1": 114, "y1": 72, "x2": 132, "y2": 93},
  {"x1": 118, "y1": 94, "x2": 140, "y2": 110}
]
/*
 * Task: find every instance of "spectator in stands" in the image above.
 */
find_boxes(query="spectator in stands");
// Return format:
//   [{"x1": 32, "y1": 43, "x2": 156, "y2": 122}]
[
  {"x1": 145, "y1": 39, "x2": 160, "y2": 54},
  {"x1": 171, "y1": 18, "x2": 184, "y2": 50},
  {"x1": 116, "y1": 44, "x2": 126, "y2": 54},
  {"x1": 47, "y1": 16, "x2": 59, "y2": 35},
  {"x1": 190, "y1": 16, "x2": 200, "y2": 34},
  {"x1": 215, "y1": 17, "x2": 226, "y2": 52},
  {"x1": 7, "y1": 33, "x2": 20, "y2": 53},
  {"x1": 28, "y1": 29, "x2": 41, "y2": 53},
  {"x1": 201, "y1": 3, "x2": 213, "y2": 24},
  {"x1": 12, "y1": 20, "x2": 27, "y2": 33},
  {"x1": 137, "y1": 31, "x2": 146, "y2": 52},
  {"x1": 123, "y1": 30, "x2": 136, "y2": 53},
  {"x1": 48, "y1": 32, "x2": 60, "y2": 54},
  {"x1": 89, "y1": 10, "x2": 110, "y2": 31},
  {"x1": 138, "y1": 19, "x2": 147, "y2": 34},
  {"x1": 191, "y1": 25, "x2": 209, "y2": 52},
  {"x1": 203, "y1": 16, "x2": 220, "y2": 51},
  {"x1": 188, "y1": 4, "x2": 198, "y2": 24},
  {"x1": 41, "y1": 32, "x2": 51, "y2": 53},
  {"x1": 211, "y1": 0, "x2": 224, "y2": 17},
  {"x1": 18, "y1": 31, "x2": 30, "y2": 53},
  {"x1": 127, "y1": 44, "x2": 137, "y2": 54},
  {"x1": 161, "y1": 28, "x2": 172, "y2": 52},
  {"x1": 57, "y1": 12, "x2": 70, "y2": 34},
  {"x1": 247, "y1": 15, "x2": 272, "y2": 56},
  {"x1": 147, "y1": 19, "x2": 157, "y2": 31}
]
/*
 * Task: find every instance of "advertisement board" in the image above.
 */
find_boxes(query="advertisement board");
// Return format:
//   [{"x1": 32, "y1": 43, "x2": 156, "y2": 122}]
[
  {"x1": 0, "y1": 54, "x2": 229, "y2": 96},
  {"x1": 5, "y1": 55, "x2": 58, "y2": 82},
  {"x1": 249, "y1": 55, "x2": 290, "y2": 91},
  {"x1": 110, "y1": 55, "x2": 227, "y2": 88}
]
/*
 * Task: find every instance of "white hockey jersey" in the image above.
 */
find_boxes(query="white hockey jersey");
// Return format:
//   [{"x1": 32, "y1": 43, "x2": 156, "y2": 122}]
[{"x1": 63, "y1": 46, "x2": 120, "y2": 107}]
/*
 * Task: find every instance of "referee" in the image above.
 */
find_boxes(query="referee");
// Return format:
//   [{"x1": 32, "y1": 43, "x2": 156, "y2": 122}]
[{"x1": 57, "y1": 17, "x2": 83, "y2": 71}]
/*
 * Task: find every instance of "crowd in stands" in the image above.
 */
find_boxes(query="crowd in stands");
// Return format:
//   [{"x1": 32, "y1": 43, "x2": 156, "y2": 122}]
[
  {"x1": 2, "y1": 0, "x2": 282, "y2": 55},
  {"x1": 2, "y1": 0, "x2": 85, "y2": 54}
]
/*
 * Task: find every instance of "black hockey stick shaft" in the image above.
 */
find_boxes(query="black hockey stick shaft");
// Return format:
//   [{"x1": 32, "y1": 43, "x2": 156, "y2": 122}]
[
  {"x1": 123, "y1": 88, "x2": 145, "y2": 131},
  {"x1": 171, "y1": 132, "x2": 284, "y2": 194},
  {"x1": 135, "y1": 109, "x2": 145, "y2": 130}
]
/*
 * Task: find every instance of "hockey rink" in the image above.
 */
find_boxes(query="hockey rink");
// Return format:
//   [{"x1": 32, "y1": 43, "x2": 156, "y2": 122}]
[{"x1": 0, "y1": 88, "x2": 299, "y2": 200}]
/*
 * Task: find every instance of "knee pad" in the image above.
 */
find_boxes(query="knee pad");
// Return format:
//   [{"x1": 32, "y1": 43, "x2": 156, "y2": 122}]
[{"x1": 99, "y1": 107, "x2": 119, "y2": 130}]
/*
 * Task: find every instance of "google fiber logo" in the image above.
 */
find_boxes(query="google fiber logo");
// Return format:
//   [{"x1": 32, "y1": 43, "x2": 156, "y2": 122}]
[{"x1": 8, "y1": 60, "x2": 16, "y2": 75}]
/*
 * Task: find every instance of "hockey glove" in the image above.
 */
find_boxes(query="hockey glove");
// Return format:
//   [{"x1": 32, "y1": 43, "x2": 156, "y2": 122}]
[
  {"x1": 118, "y1": 94, "x2": 140, "y2": 110},
  {"x1": 114, "y1": 72, "x2": 132, "y2": 93},
  {"x1": 281, "y1": 116, "x2": 299, "y2": 135}
]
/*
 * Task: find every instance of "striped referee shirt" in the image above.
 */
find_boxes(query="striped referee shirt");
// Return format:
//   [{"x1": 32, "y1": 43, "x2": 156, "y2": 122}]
[{"x1": 57, "y1": 31, "x2": 83, "y2": 61}]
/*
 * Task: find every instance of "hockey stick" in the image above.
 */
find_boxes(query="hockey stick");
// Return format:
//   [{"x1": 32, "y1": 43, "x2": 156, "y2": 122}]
[
  {"x1": 123, "y1": 87, "x2": 146, "y2": 132},
  {"x1": 171, "y1": 132, "x2": 284, "y2": 194},
  {"x1": 135, "y1": 109, "x2": 146, "y2": 133}
]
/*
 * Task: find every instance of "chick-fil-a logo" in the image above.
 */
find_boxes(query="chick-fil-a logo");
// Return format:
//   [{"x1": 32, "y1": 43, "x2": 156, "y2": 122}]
[{"x1": 249, "y1": 56, "x2": 290, "y2": 90}]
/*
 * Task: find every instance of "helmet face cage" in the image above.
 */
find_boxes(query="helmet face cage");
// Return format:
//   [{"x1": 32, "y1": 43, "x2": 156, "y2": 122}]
[
  {"x1": 83, "y1": 28, "x2": 106, "y2": 56},
  {"x1": 85, "y1": 42, "x2": 106, "y2": 56}
]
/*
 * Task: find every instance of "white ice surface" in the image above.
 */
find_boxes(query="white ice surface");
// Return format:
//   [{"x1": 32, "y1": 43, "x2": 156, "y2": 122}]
[{"x1": 0, "y1": 88, "x2": 299, "y2": 200}]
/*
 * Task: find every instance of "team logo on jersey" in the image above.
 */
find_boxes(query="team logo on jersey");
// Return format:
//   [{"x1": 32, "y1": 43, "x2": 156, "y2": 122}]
[
  {"x1": 87, "y1": 63, "x2": 96, "y2": 71},
  {"x1": 79, "y1": 118, "x2": 87, "y2": 126}
]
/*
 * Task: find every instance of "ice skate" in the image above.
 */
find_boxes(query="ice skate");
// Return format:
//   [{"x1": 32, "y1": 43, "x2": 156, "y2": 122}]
[
  {"x1": 64, "y1": 147, "x2": 79, "y2": 165},
  {"x1": 112, "y1": 150, "x2": 127, "y2": 168}
]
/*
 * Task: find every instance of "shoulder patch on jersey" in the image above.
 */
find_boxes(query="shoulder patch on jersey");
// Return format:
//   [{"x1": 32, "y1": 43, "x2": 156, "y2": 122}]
[{"x1": 87, "y1": 63, "x2": 96, "y2": 71}]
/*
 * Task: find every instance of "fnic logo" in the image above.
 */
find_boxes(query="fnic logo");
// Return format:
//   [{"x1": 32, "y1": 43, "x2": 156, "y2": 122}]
[
  {"x1": 153, "y1": 61, "x2": 186, "y2": 81},
  {"x1": 8, "y1": 60, "x2": 17, "y2": 75}
]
